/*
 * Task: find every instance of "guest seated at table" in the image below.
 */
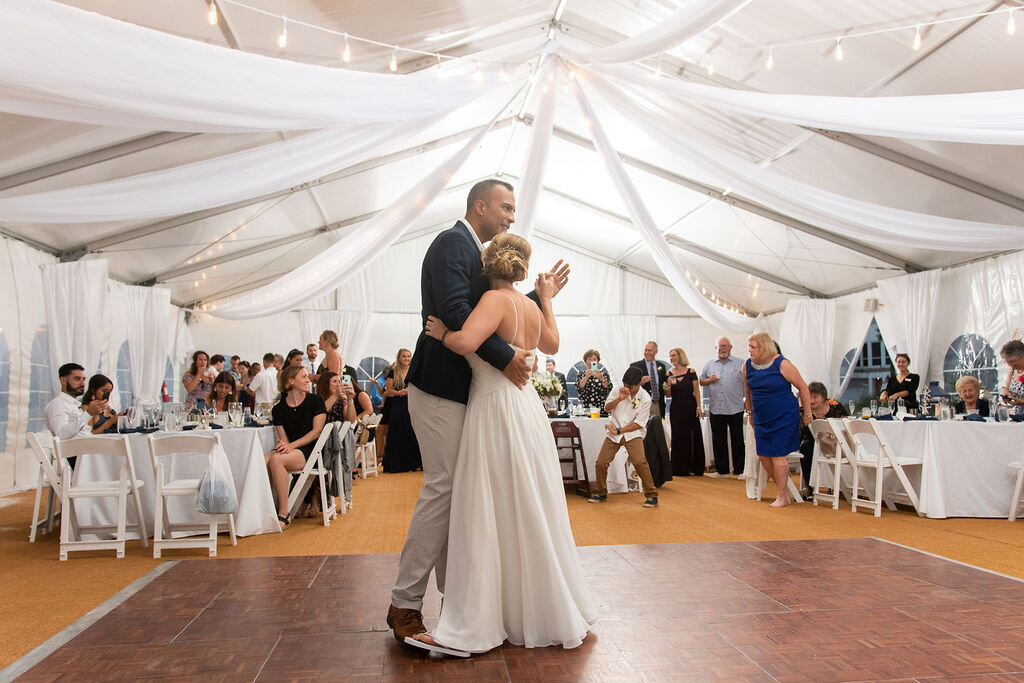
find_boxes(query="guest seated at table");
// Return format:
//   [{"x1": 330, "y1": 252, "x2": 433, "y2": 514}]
[
  {"x1": 952, "y1": 375, "x2": 990, "y2": 417},
  {"x1": 797, "y1": 382, "x2": 847, "y2": 495},
  {"x1": 183, "y1": 350, "x2": 216, "y2": 409},
  {"x1": 266, "y1": 366, "x2": 327, "y2": 530},
  {"x1": 316, "y1": 371, "x2": 357, "y2": 424},
  {"x1": 210, "y1": 371, "x2": 238, "y2": 414},
  {"x1": 45, "y1": 362, "x2": 105, "y2": 442},
  {"x1": 1000, "y1": 340, "x2": 1024, "y2": 416},
  {"x1": 82, "y1": 374, "x2": 120, "y2": 434},
  {"x1": 879, "y1": 353, "x2": 919, "y2": 411},
  {"x1": 577, "y1": 349, "x2": 611, "y2": 410},
  {"x1": 383, "y1": 348, "x2": 422, "y2": 473}
]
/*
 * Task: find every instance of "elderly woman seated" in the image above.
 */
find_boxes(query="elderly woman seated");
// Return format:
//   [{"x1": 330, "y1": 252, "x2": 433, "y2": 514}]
[
  {"x1": 953, "y1": 375, "x2": 990, "y2": 417},
  {"x1": 797, "y1": 381, "x2": 847, "y2": 495}
]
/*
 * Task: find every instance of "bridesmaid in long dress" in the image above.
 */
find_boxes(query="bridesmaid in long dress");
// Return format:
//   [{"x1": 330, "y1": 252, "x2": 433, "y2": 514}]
[
  {"x1": 665, "y1": 347, "x2": 705, "y2": 476},
  {"x1": 382, "y1": 349, "x2": 422, "y2": 473}
]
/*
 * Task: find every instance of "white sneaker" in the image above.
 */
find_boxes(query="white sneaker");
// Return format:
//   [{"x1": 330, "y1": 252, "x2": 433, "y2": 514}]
[{"x1": 706, "y1": 472, "x2": 724, "y2": 478}]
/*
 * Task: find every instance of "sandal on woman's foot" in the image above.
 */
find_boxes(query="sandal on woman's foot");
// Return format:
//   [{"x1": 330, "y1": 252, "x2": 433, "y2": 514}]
[{"x1": 277, "y1": 515, "x2": 291, "y2": 530}]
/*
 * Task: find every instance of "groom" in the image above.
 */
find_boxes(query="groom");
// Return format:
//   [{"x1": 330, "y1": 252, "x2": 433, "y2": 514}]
[{"x1": 388, "y1": 179, "x2": 569, "y2": 650}]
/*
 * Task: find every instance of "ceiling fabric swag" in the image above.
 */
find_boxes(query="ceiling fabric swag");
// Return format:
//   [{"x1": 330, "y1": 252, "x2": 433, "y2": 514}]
[
  {"x1": 0, "y1": 118, "x2": 440, "y2": 223},
  {"x1": 0, "y1": 0, "x2": 519, "y2": 132},
  {"x1": 208, "y1": 84, "x2": 525, "y2": 319},
  {"x1": 512, "y1": 56, "x2": 558, "y2": 241},
  {"x1": 581, "y1": 0, "x2": 752, "y2": 64},
  {"x1": 570, "y1": 77, "x2": 758, "y2": 333},
  {"x1": 599, "y1": 64, "x2": 1024, "y2": 145},
  {"x1": 579, "y1": 68, "x2": 1023, "y2": 252}
]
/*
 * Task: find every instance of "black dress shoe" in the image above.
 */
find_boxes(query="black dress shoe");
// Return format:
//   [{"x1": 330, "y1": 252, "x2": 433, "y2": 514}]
[{"x1": 587, "y1": 494, "x2": 607, "y2": 503}]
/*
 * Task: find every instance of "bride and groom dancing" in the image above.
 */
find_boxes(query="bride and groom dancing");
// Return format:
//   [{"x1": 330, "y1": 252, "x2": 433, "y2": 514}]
[{"x1": 386, "y1": 179, "x2": 597, "y2": 656}]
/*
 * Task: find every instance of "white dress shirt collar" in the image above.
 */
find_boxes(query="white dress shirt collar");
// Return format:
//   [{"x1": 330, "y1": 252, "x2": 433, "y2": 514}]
[{"x1": 457, "y1": 218, "x2": 484, "y2": 253}]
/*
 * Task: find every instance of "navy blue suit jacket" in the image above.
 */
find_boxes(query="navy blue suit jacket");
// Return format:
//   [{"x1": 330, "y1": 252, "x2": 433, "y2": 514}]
[{"x1": 407, "y1": 222, "x2": 515, "y2": 405}]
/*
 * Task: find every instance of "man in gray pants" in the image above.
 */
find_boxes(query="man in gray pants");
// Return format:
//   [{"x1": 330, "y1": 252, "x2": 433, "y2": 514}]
[{"x1": 387, "y1": 180, "x2": 568, "y2": 648}]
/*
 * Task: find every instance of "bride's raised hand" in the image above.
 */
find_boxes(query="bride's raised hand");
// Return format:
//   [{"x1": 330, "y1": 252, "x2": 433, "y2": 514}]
[
  {"x1": 544, "y1": 259, "x2": 570, "y2": 297},
  {"x1": 424, "y1": 315, "x2": 448, "y2": 341},
  {"x1": 535, "y1": 272, "x2": 557, "y2": 300}
]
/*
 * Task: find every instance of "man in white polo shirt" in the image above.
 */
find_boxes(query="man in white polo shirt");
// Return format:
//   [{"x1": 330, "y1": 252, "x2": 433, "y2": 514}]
[
  {"x1": 588, "y1": 366, "x2": 659, "y2": 508},
  {"x1": 247, "y1": 352, "x2": 279, "y2": 406}
]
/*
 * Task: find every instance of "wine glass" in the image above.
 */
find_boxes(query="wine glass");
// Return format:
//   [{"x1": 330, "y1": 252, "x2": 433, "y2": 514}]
[
  {"x1": 848, "y1": 400, "x2": 856, "y2": 416},
  {"x1": 126, "y1": 405, "x2": 139, "y2": 428},
  {"x1": 870, "y1": 399, "x2": 878, "y2": 416}
]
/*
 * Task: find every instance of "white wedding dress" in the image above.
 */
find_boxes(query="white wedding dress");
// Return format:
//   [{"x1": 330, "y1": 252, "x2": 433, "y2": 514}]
[{"x1": 431, "y1": 299, "x2": 597, "y2": 653}]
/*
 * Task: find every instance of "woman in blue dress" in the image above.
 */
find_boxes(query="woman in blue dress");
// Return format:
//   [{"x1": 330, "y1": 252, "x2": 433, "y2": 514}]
[{"x1": 742, "y1": 332, "x2": 811, "y2": 508}]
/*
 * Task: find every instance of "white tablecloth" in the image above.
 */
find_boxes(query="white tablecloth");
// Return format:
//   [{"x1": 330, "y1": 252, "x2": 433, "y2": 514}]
[
  {"x1": 808, "y1": 420, "x2": 1024, "y2": 518},
  {"x1": 552, "y1": 417, "x2": 629, "y2": 494},
  {"x1": 70, "y1": 426, "x2": 281, "y2": 537}
]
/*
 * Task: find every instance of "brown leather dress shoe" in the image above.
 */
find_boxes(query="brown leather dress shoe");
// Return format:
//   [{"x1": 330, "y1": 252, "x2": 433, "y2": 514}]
[{"x1": 387, "y1": 604, "x2": 426, "y2": 643}]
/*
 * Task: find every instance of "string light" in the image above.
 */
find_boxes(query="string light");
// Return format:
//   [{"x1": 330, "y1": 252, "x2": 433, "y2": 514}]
[
  {"x1": 654, "y1": 59, "x2": 663, "y2": 77},
  {"x1": 472, "y1": 61, "x2": 483, "y2": 81},
  {"x1": 389, "y1": 46, "x2": 398, "y2": 72},
  {"x1": 342, "y1": 33, "x2": 351, "y2": 62},
  {"x1": 912, "y1": 24, "x2": 922, "y2": 50},
  {"x1": 764, "y1": 47, "x2": 774, "y2": 70},
  {"x1": 834, "y1": 37, "x2": 843, "y2": 62},
  {"x1": 207, "y1": 2, "x2": 217, "y2": 25},
  {"x1": 1008, "y1": 8, "x2": 1017, "y2": 36},
  {"x1": 277, "y1": 16, "x2": 288, "y2": 48},
  {"x1": 706, "y1": 60, "x2": 715, "y2": 75},
  {"x1": 499, "y1": 65, "x2": 510, "y2": 82}
]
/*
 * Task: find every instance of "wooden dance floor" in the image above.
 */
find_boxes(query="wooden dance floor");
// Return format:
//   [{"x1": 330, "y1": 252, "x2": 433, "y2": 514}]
[{"x1": 13, "y1": 539, "x2": 1024, "y2": 681}]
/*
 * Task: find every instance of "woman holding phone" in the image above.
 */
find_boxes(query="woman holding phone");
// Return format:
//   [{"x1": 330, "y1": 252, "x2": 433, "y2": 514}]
[
  {"x1": 82, "y1": 374, "x2": 120, "y2": 434},
  {"x1": 382, "y1": 348, "x2": 422, "y2": 473},
  {"x1": 576, "y1": 349, "x2": 611, "y2": 410}
]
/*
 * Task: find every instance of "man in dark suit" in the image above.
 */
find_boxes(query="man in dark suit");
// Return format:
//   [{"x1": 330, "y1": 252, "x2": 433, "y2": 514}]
[
  {"x1": 545, "y1": 357, "x2": 569, "y2": 406},
  {"x1": 630, "y1": 341, "x2": 669, "y2": 417},
  {"x1": 388, "y1": 179, "x2": 569, "y2": 653}
]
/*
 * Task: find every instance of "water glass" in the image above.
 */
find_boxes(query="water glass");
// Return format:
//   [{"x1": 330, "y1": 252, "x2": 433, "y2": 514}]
[
  {"x1": 870, "y1": 399, "x2": 878, "y2": 416},
  {"x1": 848, "y1": 400, "x2": 856, "y2": 416},
  {"x1": 242, "y1": 407, "x2": 252, "y2": 426},
  {"x1": 861, "y1": 407, "x2": 871, "y2": 419},
  {"x1": 939, "y1": 404, "x2": 952, "y2": 421},
  {"x1": 117, "y1": 415, "x2": 129, "y2": 432},
  {"x1": 997, "y1": 404, "x2": 1010, "y2": 423}
]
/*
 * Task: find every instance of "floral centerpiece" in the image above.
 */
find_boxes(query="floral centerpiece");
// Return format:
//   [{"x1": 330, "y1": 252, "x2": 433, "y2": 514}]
[{"x1": 531, "y1": 374, "x2": 563, "y2": 415}]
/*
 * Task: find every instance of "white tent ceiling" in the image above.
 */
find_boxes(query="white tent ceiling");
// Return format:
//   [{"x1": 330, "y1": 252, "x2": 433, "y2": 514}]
[{"x1": 2, "y1": 0, "x2": 1023, "y2": 316}]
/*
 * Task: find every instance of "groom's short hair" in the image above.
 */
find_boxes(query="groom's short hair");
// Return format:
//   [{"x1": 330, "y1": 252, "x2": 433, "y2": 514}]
[
  {"x1": 622, "y1": 366, "x2": 643, "y2": 387},
  {"x1": 466, "y1": 179, "x2": 514, "y2": 211}
]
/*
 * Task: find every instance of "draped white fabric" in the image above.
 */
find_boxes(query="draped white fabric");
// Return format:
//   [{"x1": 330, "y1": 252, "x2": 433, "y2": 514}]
[
  {"x1": 580, "y1": 70, "x2": 1023, "y2": 252},
  {"x1": 779, "y1": 298, "x2": 836, "y2": 393},
  {"x1": 300, "y1": 311, "x2": 374, "y2": 364},
  {"x1": 582, "y1": 0, "x2": 752, "y2": 64},
  {"x1": 602, "y1": 65, "x2": 1024, "y2": 145},
  {"x1": 170, "y1": 309, "x2": 194, "y2": 364},
  {"x1": 118, "y1": 286, "x2": 172, "y2": 404},
  {"x1": 41, "y1": 260, "x2": 108, "y2": 392},
  {"x1": 875, "y1": 270, "x2": 942, "y2": 384},
  {"x1": 0, "y1": 0, "x2": 516, "y2": 132},
  {"x1": 513, "y1": 58, "x2": 557, "y2": 241},
  {"x1": 588, "y1": 315, "x2": 657, "y2": 381},
  {"x1": 210, "y1": 87, "x2": 522, "y2": 319},
  {"x1": 0, "y1": 119, "x2": 438, "y2": 223},
  {"x1": 570, "y1": 78, "x2": 758, "y2": 333}
]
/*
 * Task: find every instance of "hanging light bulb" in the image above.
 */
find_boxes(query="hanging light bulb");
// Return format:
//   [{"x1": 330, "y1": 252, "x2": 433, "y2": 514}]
[
  {"x1": 389, "y1": 46, "x2": 398, "y2": 72},
  {"x1": 547, "y1": 71, "x2": 555, "y2": 82},
  {"x1": 473, "y1": 61, "x2": 483, "y2": 81},
  {"x1": 834, "y1": 37, "x2": 843, "y2": 62},
  {"x1": 207, "y1": 1, "x2": 217, "y2": 25},
  {"x1": 706, "y1": 60, "x2": 715, "y2": 76},
  {"x1": 499, "y1": 64, "x2": 509, "y2": 81},
  {"x1": 277, "y1": 16, "x2": 288, "y2": 49},
  {"x1": 1008, "y1": 9, "x2": 1017, "y2": 36},
  {"x1": 342, "y1": 34, "x2": 351, "y2": 62},
  {"x1": 912, "y1": 25, "x2": 922, "y2": 50},
  {"x1": 654, "y1": 60, "x2": 663, "y2": 77},
  {"x1": 765, "y1": 47, "x2": 774, "y2": 70},
  {"x1": 568, "y1": 70, "x2": 576, "y2": 80}
]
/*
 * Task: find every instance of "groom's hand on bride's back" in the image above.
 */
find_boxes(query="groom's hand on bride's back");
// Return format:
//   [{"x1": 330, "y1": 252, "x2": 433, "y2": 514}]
[
  {"x1": 537, "y1": 260, "x2": 570, "y2": 297},
  {"x1": 503, "y1": 348, "x2": 531, "y2": 389}
]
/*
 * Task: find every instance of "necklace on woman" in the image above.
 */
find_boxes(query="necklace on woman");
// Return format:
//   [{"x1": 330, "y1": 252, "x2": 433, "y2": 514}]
[{"x1": 750, "y1": 358, "x2": 774, "y2": 370}]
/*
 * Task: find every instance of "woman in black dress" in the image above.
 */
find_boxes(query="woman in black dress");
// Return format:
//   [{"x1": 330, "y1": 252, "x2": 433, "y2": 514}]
[
  {"x1": 576, "y1": 349, "x2": 611, "y2": 410},
  {"x1": 382, "y1": 349, "x2": 422, "y2": 473},
  {"x1": 665, "y1": 347, "x2": 705, "y2": 476},
  {"x1": 266, "y1": 365, "x2": 326, "y2": 529},
  {"x1": 879, "y1": 353, "x2": 920, "y2": 411}
]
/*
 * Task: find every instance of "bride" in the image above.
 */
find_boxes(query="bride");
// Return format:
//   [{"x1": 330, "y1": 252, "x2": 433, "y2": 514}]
[{"x1": 415, "y1": 232, "x2": 597, "y2": 654}]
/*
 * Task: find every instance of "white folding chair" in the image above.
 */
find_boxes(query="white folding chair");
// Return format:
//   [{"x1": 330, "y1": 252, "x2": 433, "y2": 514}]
[
  {"x1": 27, "y1": 430, "x2": 61, "y2": 541},
  {"x1": 147, "y1": 433, "x2": 237, "y2": 558},
  {"x1": 844, "y1": 418, "x2": 923, "y2": 517},
  {"x1": 1009, "y1": 450, "x2": 1024, "y2": 521},
  {"x1": 53, "y1": 436, "x2": 148, "y2": 560},
  {"x1": 286, "y1": 422, "x2": 352, "y2": 526},
  {"x1": 355, "y1": 414, "x2": 382, "y2": 478},
  {"x1": 810, "y1": 419, "x2": 847, "y2": 510}
]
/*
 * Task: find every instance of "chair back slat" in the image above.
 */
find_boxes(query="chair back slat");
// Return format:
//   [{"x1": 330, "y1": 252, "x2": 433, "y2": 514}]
[
  {"x1": 54, "y1": 435, "x2": 132, "y2": 460},
  {"x1": 809, "y1": 420, "x2": 837, "y2": 461},
  {"x1": 148, "y1": 433, "x2": 220, "y2": 458}
]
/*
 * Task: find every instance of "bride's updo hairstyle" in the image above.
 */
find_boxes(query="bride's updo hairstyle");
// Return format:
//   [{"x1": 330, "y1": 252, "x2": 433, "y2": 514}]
[{"x1": 481, "y1": 233, "x2": 531, "y2": 283}]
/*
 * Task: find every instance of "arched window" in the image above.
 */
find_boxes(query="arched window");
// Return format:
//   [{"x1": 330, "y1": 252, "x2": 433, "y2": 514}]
[
  {"x1": 27, "y1": 327, "x2": 51, "y2": 434},
  {"x1": 163, "y1": 357, "x2": 175, "y2": 403},
  {"x1": 117, "y1": 341, "x2": 133, "y2": 409},
  {"x1": 566, "y1": 360, "x2": 609, "y2": 402},
  {"x1": 839, "y1": 318, "x2": 895, "y2": 406},
  {"x1": 0, "y1": 330, "x2": 9, "y2": 451},
  {"x1": 357, "y1": 356, "x2": 389, "y2": 409},
  {"x1": 943, "y1": 334, "x2": 998, "y2": 392}
]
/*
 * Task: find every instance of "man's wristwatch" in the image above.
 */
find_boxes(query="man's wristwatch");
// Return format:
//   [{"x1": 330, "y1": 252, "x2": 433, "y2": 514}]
[
  {"x1": 440, "y1": 330, "x2": 449, "y2": 346},
  {"x1": 615, "y1": 427, "x2": 621, "y2": 435}
]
